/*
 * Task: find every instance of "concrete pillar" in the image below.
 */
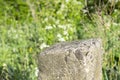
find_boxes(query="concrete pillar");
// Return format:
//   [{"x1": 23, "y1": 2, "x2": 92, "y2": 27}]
[{"x1": 38, "y1": 39, "x2": 103, "y2": 80}]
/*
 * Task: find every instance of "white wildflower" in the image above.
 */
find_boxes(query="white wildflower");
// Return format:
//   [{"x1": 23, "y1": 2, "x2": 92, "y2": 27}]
[
  {"x1": 58, "y1": 25, "x2": 66, "y2": 30},
  {"x1": 45, "y1": 25, "x2": 53, "y2": 30},
  {"x1": 3, "y1": 63, "x2": 7, "y2": 67},
  {"x1": 113, "y1": 22, "x2": 118, "y2": 26},
  {"x1": 44, "y1": 18, "x2": 48, "y2": 22},
  {"x1": 38, "y1": 38, "x2": 44, "y2": 41},
  {"x1": 40, "y1": 43, "x2": 49, "y2": 49},
  {"x1": 65, "y1": 0, "x2": 69, "y2": 3},
  {"x1": 61, "y1": 4, "x2": 65, "y2": 10},
  {"x1": 82, "y1": 9, "x2": 89, "y2": 13},
  {"x1": 58, "y1": 37, "x2": 65, "y2": 41},
  {"x1": 13, "y1": 48, "x2": 16, "y2": 52},
  {"x1": 35, "y1": 67, "x2": 39, "y2": 77},
  {"x1": 57, "y1": 33, "x2": 62, "y2": 38},
  {"x1": 63, "y1": 31, "x2": 68, "y2": 35},
  {"x1": 56, "y1": 20, "x2": 60, "y2": 24},
  {"x1": 15, "y1": 34, "x2": 18, "y2": 39},
  {"x1": 57, "y1": 33, "x2": 65, "y2": 41}
]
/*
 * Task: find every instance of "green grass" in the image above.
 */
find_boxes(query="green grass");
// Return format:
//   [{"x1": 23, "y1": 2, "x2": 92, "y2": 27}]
[{"x1": 0, "y1": 18, "x2": 120, "y2": 80}]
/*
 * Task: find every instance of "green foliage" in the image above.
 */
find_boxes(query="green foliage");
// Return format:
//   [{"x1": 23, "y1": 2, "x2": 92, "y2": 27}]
[{"x1": 0, "y1": 0, "x2": 120, "y2": 80}]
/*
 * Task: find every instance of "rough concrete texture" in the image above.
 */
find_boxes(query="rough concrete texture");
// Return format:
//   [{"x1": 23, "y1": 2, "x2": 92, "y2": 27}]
[{"x1": 38, "y1": 39, "x2": 103, "y2": 80}]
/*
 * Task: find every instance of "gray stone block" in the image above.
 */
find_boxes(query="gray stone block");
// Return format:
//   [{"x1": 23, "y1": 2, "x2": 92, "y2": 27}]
[{"x1": 38, "y1": 39, "x2": 103, "y2": 80}]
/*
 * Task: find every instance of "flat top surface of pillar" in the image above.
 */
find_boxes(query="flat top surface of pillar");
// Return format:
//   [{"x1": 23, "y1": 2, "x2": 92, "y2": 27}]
[{"x1": 40, "y1": 38, "x2": 102, "y2": 55}]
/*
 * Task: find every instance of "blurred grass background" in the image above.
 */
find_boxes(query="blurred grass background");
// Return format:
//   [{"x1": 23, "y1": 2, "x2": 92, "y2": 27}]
[{"x1": 0, "y1": 0, "x2": 120, "y2": 80}]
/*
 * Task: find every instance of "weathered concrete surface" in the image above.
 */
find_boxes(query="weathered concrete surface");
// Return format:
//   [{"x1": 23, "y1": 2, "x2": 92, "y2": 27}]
[{"x1": 38, "y1": 39, "x2": 103, "y2": 80}]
